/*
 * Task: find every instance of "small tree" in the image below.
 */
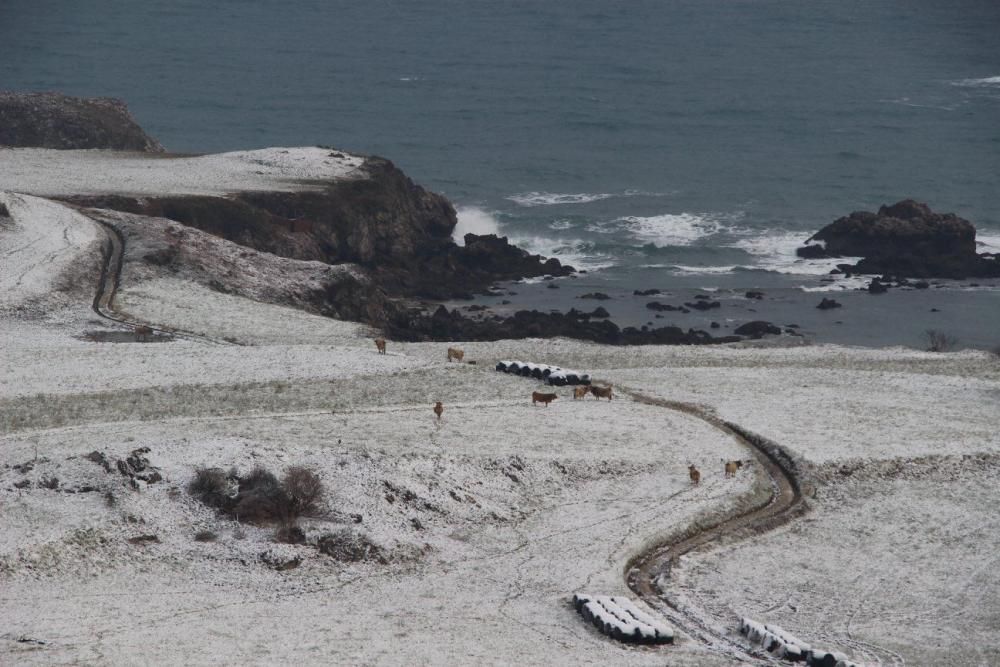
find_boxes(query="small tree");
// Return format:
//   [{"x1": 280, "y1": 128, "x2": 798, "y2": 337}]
[{"x1": 925, "y1": 329, "x2": 957, "y2": 352}]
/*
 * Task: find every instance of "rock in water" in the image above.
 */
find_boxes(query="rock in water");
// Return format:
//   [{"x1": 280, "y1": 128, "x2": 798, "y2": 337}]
[
  {"x1": 0, "y1": 91, "x2": 164, "y2": 151},
  {"x1": 795, "y1": 199, "x2": 1000, "y2": 279},
  {"x1": 817, "y1": 297, "x2": 842, "y2": 310},
  {"x1": 734, "y1": 321, "x2": 782, "y2": 338}
]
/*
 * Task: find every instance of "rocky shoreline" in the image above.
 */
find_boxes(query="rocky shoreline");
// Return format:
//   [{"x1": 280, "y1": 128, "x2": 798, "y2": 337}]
[{"x1": 3, "y1": 92, "x2": 993, "y2": 347}]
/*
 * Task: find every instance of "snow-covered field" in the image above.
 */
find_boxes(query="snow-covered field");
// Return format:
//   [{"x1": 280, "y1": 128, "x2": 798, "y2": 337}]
[
  {"x1": 3, "y1": 168, "x2": 1000, "y2": 666},
  {"x1": 0, "y1": 192, "x2": 102, "y2": 312},
  {"x1": 0, "y1": 146, "x2": 365, "y2": 197}
]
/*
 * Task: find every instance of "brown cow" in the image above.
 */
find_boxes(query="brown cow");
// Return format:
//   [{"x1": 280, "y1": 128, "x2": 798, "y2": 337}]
[
  {"x1": 723, "y1": 460, "x2": 743, "y2": 478},
  {"x1": 573, "y1": 386, "x2": 589, "y2": 400},
  {"x1": 374, "y1": 337, "x2": 386, "y2": 354},
  {"x1": 134, "y1": 325, "x2": 153, "y2": 342},
  {"x1": 532, "y1": 391, "x2": 557, "y2": 407},
  {"x1": 433, "y1": 401, "x2": 444, "y2": 420},
  {"x1": 589, "y1": 384, "x2": 613, "y2": 401},
  {"x1": 688, "y1": 465, "x2": 701, "y2": 485},
  {"x1": 447, "y1": 347, "x2": 465, "y2": 363}
]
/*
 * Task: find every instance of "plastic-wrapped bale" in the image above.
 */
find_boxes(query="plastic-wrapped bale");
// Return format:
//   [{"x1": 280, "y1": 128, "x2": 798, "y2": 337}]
[
  {"x1": 740, "y1": 617, "x2": 808, "y2": 662},
  {"x1": 496, "y1": 361, "x2": 510, "y2": 372},
  {"x1": 807, "y1": 650, "x2": 841, "y2": 667},
  {"x1": 611, "y1": 596, "x2": 674, "y2": 644},
  {"x1": 506, "y1": 361, "x2": 522, "y2": 374},
  {"x1": 519, "y1": 363, "x2": 533, "y2": 377},
  {"x1": 564, "y1": 372, "x2": 581, "y2": 385},
  {"x1": 572, "y1": 593, "x2": 590, "y2": 613},
  {"x1": 578, "y1": 373, "x2": 592, "y2": 385},
  {"x1": 548, "y1": 371, "x2": 568, "y2": 387},
  {"x1": 530, "y1": 364, "x2": 546, "y2": 379},
  {"x1": 575, "y1": 595, "x2": 673, "y2": 645},
  {"x1": 541, "y1": 366, "x2": 558, "y2": 379}
]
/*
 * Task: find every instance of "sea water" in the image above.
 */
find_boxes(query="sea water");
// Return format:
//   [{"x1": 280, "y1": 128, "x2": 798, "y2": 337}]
[{"x1": 3, "y1": 0, "x2": 999, "y2": 347}]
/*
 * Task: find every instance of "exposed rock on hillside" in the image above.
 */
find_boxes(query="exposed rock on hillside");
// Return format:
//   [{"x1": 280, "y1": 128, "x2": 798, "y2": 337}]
[
  {"x1": 0, "y1": 91, "x2": 164, "y2": 152},
  {"x1": 387, "y1": 305, "x2": 739, "y2": 345},
  {"x1": 63, "y1": 159, "x2": 571, "y2": 301},
  {"x1": 797, "y1": 200, "x2": 1000, "y2": 279}
]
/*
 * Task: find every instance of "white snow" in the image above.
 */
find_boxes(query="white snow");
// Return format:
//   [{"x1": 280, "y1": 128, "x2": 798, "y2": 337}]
[
  {"x1": 2, "y1": 186, "x2": 999, "y2": 665},
  {"x1": 0, "y1": 192, "x2": 102, "y2": 309},
  {"x1": 0, "y1": 146, "x2": 366, "y2": 197}
]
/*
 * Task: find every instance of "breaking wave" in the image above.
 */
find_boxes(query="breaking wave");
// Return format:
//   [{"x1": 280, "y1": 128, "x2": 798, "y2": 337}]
[
  {"x1": 453, "y1": 206, "x2": 502, "y2": 245},
  {"x1": 506, "y1": 189, "x2": 671, "y2": 207}
]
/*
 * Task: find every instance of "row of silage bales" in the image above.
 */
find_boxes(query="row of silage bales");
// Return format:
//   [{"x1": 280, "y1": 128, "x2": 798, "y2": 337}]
[
  {"x1": 738, "y1": 617, "x2": 862, "y2": 666},
  {"x1": 495, "y1": 360, "x2": 591, "y2": 386},
  {"x1": 572, "y1": 594, "x2": 673, "y2": 645}
]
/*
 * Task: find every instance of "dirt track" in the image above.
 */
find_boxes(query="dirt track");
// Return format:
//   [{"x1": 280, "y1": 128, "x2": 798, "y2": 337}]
[
  {"x1": 622, "y1": 389, "x2": 808, "y2": 663},
  {"x1": 85, "y1": 212, "x2": 229, "y2": 345}
]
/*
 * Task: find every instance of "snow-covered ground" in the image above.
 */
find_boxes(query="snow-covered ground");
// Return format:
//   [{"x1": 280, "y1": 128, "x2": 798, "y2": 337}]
[
  {"x1": 0, "y1": 146, "x2": 366, "y2": 197},
  {"x1": 2, "y1": 181, "x2": 1000, "y2": 665},
  {"x1": 0, "y1": 192, "x2": 102, "y2": 312}
]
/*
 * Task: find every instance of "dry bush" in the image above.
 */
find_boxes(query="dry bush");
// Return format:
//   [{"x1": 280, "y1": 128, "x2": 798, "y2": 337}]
[
  {"x1": 283, "y1": 466, "x2": 325, "y2": 517},
  {"x1": 233, "y1": 484, "x2": 293, "y2": 524},
  {"x1": 316, "y1": 529, "x2": 385, "y2": 563},
  {"x1": 925, "y1": 329, "x2": 958, "y2": 352},
  {"x1": 194, "y1": 530, "x2": 218, "y2": 542},
  {"x1": 188, "y1": 467, "x2": 230, "y2": 508},
  {"x1": 190, "y1": 464, "x2": 327, "y2": 528}
]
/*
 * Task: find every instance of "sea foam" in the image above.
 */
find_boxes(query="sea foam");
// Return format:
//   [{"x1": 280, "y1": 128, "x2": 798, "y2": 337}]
[
  {"x1": 453, "y1": 206, "x2": 502, "y2": 245},
  {"x1": 618, "y1": 212, "x2": 728, "y2": 247}
]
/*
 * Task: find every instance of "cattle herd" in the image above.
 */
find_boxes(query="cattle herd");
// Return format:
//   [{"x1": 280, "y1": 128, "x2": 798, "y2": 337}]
[{"x1": 373, "y1": 340, "x2": 747, "y2": 489}]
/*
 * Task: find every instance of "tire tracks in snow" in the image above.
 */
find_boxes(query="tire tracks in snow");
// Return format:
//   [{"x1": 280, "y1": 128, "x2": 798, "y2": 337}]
[
  {"x1": 620, "y1": 388, "x2": 809, "y2": 664},
  {"x1": 85, "y1": 211, "x2": 231, "y2": 345}
]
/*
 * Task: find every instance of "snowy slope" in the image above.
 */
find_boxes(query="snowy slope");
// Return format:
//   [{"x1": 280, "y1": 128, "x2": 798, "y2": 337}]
[
  {"x1": 0, "y1": 146, "x2": 365, "y2": 197},
  {"x1": 0, "y1": 192, "x2": 102, "y2": 309}
]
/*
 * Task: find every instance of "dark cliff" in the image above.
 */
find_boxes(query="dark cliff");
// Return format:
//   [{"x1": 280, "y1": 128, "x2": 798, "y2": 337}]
[{"x1": 0, "y1": 91, "x2": 164, "y2": 152}]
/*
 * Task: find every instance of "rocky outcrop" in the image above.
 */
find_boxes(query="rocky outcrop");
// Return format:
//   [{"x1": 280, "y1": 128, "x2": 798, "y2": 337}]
[
  {"x1": 64, "y1": 158, "x2": 572, "y2": 302},
  {"x1": 0, "y1": 92, "x2": 164, "y2": 152},
  {"x1": 733, "y1": 321, "x2": 781, "y2": 338},
  {"x1": 387, "y1": 306, "x2": 740, "y2": 345},
  {"x1": 796, "y1": 200, "x2": 1000, "y2": 279}
]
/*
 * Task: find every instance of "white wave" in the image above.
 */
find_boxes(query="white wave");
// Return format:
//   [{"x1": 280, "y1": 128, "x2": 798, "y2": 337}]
[
  {"x1": 549, "y1": 219, "x2": 573, "y2": 231},
  {"x1": 799, "y1": 275, "x2": 873, "y2": 292},
  {"x1": 729, "y1": 231, "x2": 862, "y2": 276},
  {"x1": 453, "y1": 206, "x2": 501, "y2": 245},
  {"x1": 951, "y1": 75, "x2": 1000, "y2": 87},
  {"x1": 508, "y1": 235, "x2": 614, "y2": 271},
  {"x1": 508, "y1": 192, "x2": 616, "y2": 206},
  {"x1": 976, "y1": 233, "x2": 1000, "y2": 253},
  {"x1": 506, "y1": 189, "x2": 672, "y2": 207},
  {"x1": 619, "y1": 212, "x2": 727, "y2": 246},
  {"x1": 669, "y1": 265, "x2": 740, "y2": 275}
]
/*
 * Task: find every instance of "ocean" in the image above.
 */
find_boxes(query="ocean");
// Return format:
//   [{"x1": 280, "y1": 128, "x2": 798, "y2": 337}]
[{"x1": 3, "y1": 0, "x2": 999, "y2": 347}]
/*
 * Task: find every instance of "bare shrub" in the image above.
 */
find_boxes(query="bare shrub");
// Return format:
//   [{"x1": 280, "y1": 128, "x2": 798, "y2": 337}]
[
  {"x1": 188, "y1": 467, "x2": 230, "y2": 508},
  {"x1": 39, "y1": 476, "x2": 59, "y2": 490},
  {"x1": 233, "y1": 484, "x2": 293, "y2": 524},
  {"x1": 239, "y1": 466, "x2": 279, "y2": 493},
  {"x1": 283, "y1": 466, "x2": 325, "y2": 517},
  {"x1": 190, "y1": 464, "x2": 327, "y2": 528},
  {"x1": 316, "y1": 529, "x2": 385, "y2": 563},
  {"x1": 925, "y1": 329, "x2": 958, "y2": 352},
  {"x1": 194, "y1": 530, "x2": 218, "y2": 542}
]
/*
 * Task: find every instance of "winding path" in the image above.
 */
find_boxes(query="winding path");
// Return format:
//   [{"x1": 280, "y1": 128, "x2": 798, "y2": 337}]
[
  {"x1": 86, "y1": 212, "x2": 230, "y2": 345},
  {"x1": 621, "y1": 388, "x2": 808, "y2": 663}
]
